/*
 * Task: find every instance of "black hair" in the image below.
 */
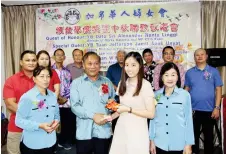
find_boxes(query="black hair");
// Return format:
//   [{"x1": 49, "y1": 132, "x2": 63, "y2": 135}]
[
  {"x1": 142, "y1": 48, "x2": 153, "y2": 57},
  {"x1": 82, "y1": 51, "x2": 101, "y2": 63},
  {"x1": 20, "y1": 50, "x2": 36, "y2": 60},
  {"x1": 72, "y1": 49, "x2": 83, "y2": 56},
  {"x1": 159, "y1": 62, "x2": 181, "y2": 88},
  {"x1": 53, "y1": 48, "x2": 65, "y2": 56},
  {"x1": 33, "y1": 66, "x2": 52, "y2": 77},
  {"x1": 162, "y1": 46, "x2": 175, "y2": 55},
  {"x1": 36, "y1": 50, "x2": 51, "y2": 67},
  {"x1": 119, "y1": 51, "x2": 144, "y2": 96}
]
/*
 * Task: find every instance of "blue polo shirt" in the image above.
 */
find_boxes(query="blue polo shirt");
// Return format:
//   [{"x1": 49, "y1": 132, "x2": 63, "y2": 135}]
[
  {"x1": 185, "y1": 65, "x2": 223, "y2": 111},
  {"x1": 106, "y1": 63, "x2": 122, "y2": 87}
]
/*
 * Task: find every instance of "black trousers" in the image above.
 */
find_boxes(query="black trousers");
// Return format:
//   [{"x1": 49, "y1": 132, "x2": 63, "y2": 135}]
[
  {"x1": 192, "y1": 110, "x2": 215, "y2": 154},
  {"x1": 20, "y1": 142, "x2": 55, "y2": 154},
  {"x1": 112, "y1": 117, "x2": 118, "y2": 133},
  {"x1": 76, "y1": 138, "x2": 111, "y2": 154},
  {"x1": 156, "y1": 147, "x2": 183, "y2": 154},
  {"x1": 58, "y1": 108, "x2": 76, "y2": 145}
]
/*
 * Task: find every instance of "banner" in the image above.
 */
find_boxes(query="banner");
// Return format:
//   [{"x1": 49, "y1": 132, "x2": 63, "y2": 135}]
[{"x1": 36, "y1": 2, "x2": 201, "y2": 71}]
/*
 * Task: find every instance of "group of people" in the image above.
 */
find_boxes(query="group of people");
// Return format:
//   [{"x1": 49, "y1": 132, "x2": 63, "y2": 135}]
[{"x1": 3, "y1": 46, "x2": 223, "y2": 154}]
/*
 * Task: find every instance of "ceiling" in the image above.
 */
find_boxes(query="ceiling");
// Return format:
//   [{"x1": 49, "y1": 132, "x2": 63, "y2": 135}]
[
  {"x1": 1, "y1": 0, "x2": 199, "y2": 6},
  {"x1": 1, "y1": 0, "x2": 96, "y2": 6}
]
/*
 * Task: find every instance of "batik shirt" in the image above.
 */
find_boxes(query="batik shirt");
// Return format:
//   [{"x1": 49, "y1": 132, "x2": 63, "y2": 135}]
[{"x1": 52, "y1": 64, "x2": 72, "y2": 108}]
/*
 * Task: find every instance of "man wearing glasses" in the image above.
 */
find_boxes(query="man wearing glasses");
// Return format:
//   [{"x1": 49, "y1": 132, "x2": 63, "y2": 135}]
[
  {"x1": 153, "y1": 46, "x2": 185, "y2": 90},
  {"x1": 52, "y1": 48, "x2": 73, "y2": 150}
]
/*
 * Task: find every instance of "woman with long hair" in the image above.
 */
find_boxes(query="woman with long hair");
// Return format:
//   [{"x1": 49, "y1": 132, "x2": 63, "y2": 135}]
[
  {"x1": 109, "y1": 52, "x2": 155, "y2": 154},
  {"x1": 36, "y1": 50, "x2": 60, "y2": 98}
]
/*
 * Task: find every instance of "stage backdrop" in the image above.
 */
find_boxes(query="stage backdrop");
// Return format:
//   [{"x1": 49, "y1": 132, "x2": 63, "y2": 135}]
[{"x1": 36, "y1": 2, "x2": 201, "y2": 71}]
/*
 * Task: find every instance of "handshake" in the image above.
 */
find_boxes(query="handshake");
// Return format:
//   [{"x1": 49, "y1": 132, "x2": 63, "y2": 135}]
[
  {"x1": 93, "y1": 99, "x2": 120, "y2": 126},
  {"x1": 93, "y1": 113, "x2": 112, "y2": 126}
]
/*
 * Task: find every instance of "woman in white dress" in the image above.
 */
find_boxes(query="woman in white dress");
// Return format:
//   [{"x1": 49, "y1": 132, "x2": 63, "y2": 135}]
[{"x1": 109, "y1": 52, "x2": 155, "y2": 154}]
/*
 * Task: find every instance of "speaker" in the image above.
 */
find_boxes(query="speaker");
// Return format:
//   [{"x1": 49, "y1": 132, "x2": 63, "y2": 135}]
[{"x1": 206, "y1": 48, "x2": 226, "y2": 67}]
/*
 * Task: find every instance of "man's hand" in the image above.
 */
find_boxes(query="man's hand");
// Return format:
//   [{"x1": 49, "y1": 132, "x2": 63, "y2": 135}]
[
  {"x1": 183, "y1": 145, "x2": 192, "y2": 154},
  {"x1": 93, "y1": 113, "x2": 108, "y2": 125},
  {"x1": 150, "y1": 140, "x2": 156, "y2": 154},
  {"x1": 211, "y1": 108, "x2": 220, "y2": 119},
  {"x1": 58, "y1": 96, "x2": 67, "y2": 105},
  {"x1": 4, "y1": 98, "x2": 18, "y2": 113}
]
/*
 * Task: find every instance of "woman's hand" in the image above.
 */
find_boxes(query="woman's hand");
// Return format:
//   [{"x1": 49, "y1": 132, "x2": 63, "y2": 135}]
[
  {"x1": 117, "y1": 105, "x2": 130, "y2": 114},
  {"x1": 39, "y1": 123, "x2": 53, "y2": 133},
  {"x1": 150, "y1": 140, "x2": 156, "y2": 154},
  {"x1": 183, "y1": 145, "x2": 192, "y2": 154}
]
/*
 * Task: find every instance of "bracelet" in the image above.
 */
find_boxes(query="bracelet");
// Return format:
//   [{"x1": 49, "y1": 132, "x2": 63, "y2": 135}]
[
  {"x1": 215, "y1": 106, "x2": 220, "y2": 110},
  {"x1": 129, "y1": 107, "x2": 132, "y2": 113}
]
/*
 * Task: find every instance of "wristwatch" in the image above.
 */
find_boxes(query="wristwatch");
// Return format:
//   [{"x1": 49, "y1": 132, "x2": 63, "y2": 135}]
[
  {"x1": 129, "y1": 107, "x2": 132, "y2": 113},
  {"x1": 215, "y1": 105, "x2": 220, "y2": 110}
]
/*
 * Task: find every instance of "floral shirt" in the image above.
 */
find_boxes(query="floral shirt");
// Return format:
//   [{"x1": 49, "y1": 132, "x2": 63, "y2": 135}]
[
  {"x1": 52, "y1": 64, "x2": 72, "y2": 108},
  {"x1": 144, "y1": 61, "x2": 157, "y2": 90}
]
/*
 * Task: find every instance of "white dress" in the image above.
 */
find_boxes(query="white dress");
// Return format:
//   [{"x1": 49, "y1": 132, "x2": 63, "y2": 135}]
[{"x1": 109, "y1": 79, "x2": 154, "y2": 154}]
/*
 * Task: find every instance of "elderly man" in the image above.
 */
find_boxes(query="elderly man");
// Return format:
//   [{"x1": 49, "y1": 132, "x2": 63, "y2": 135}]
[
  {"x1": 66, "y1": 49, "x2": 84, "y2": 80},
  {"x1": 106, "y1": 50, "x2": 126, "y2": 91},
  {"x1": 185, "y1": 48, "x2": 223, "y2": 154},
  {"x1": 70, "y1": 52, "x2": 115, "y2": 154},
  {"x1": 52, "y1": 48, "x2": 72, "y2": 150}
]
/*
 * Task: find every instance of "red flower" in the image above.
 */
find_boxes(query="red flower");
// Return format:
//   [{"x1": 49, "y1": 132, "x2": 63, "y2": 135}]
[
  {"x1": 40, "y1": 9, "x2": 45, "y2": 14},
  {"x1": 101, "y1": 84, "x2": 109, "y2": 94},
  {"x1": 57, "y1": 14, "x2": 62, "y2": 19}
]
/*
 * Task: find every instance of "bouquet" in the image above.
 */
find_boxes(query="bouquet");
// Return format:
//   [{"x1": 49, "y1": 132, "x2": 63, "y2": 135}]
[{"x1": 105, "y1": 100, "x2": 120, "y2": 111}]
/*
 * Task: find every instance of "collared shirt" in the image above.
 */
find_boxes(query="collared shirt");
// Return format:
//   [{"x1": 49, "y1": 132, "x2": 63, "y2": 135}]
[
  {"x1": 149, "y1": 87, "x2": 194, "y2": 151},
  {"x1": 153, "y1": 62, "x2": 185, "y2": 91},
  {"x1": 3, "y1": 71, "x2": 35, "y2": 132},
  {"x1": 144, "y1": 61, "x2": 157, "y2": 90},
  {"x1": 15, "y1": 86, "x2": 60, "y2": 149},
  {"x1": 185, "y1": 65, "x2": 223, "y2": 111},
  {"x1": 66, "y1": 63, "x2": 84, "y2": 80},
  {"x1": 48, "y1": 69, "x2": 61, "y2": 92},
  {"x1": 70, "y1": 74, "x2": 115, "y2": 140},
  {"x1": 52, "y1": 64, "x2": 72, "y2": 108},
  {"x1": 106, "y1": 63, "x2": 122, "y2": 87}
]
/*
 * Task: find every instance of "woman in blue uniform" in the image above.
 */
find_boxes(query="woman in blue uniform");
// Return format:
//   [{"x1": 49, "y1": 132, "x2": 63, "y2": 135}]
[
  {"x1": 149, "y1": 62, "x2": 194, "y2": 154},
  {"x1": 15, "y1": 66, "x2": 60, "y2": 154}
]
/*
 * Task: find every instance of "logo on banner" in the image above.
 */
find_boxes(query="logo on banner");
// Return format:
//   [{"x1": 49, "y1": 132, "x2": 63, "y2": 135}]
[{"x1": 64, "y1": 8, "x2": 80, "y2": 25}]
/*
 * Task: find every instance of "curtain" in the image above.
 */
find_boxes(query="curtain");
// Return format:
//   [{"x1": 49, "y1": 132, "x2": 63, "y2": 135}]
[
  {"x1": 2, "y1": 1, "x2": 94, "y2": 78},
  {"x1": 201, "y1": 1, "x2": 226, "y2": 95}
]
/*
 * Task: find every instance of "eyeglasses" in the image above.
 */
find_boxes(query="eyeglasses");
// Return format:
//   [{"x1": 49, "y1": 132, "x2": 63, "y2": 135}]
[{"x1": 163, "y1": 52, "x2": 174, "y2": 56}]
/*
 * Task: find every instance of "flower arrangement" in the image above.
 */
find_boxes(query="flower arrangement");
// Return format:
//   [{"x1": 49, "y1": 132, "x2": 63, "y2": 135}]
[
  {"x1": 37, "y1": 8, "x2": 64, "y2": 25},
  {"x1": 32, "y1": 100, "x2": 46, "y2": 110},
  {"x1": 204, "y1": 70, "x2": 211, "y2": 80},
  {"x1": 105, "y1": 100, "x2": 119, "y2": 111}
]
